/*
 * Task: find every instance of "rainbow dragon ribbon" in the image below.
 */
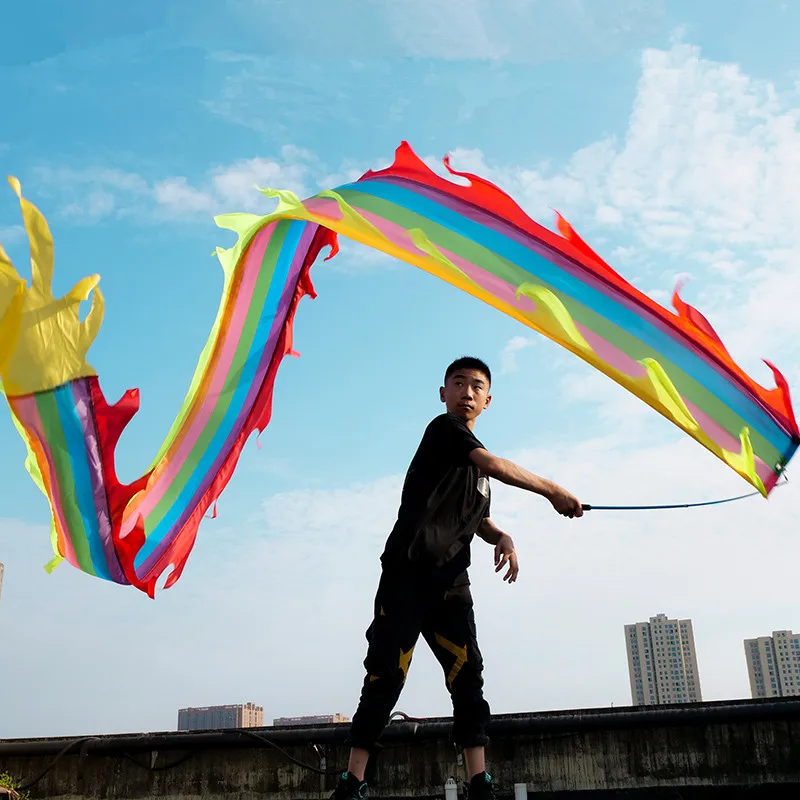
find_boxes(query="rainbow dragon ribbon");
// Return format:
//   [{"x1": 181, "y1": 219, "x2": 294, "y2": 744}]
[{"x1": 1, "y1": 143, "x2": 797, "y2": 596}]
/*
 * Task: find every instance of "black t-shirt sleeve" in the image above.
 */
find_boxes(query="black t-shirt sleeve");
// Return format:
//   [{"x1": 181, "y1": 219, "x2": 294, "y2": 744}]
[{"x1": 428, "y1": 413, "x2": 485, "y2": 462}]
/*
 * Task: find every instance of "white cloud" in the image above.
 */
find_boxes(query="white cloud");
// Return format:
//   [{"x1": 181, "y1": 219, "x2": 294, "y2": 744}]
[
  {"x1": 445, "y1": 40, "x2": 800, "y2": 251},
  {"x1": 559, "y1": 367, "x2": 661, "y2": 437},
  {"x1": 208, "y1": 146, "x2": 316, "y2": 209},
  {"x1": 595, "y1": 205, "x2": 623, "y2": 225},
  {"x1": 327, "y1": 239, "x2": 401, "y2": 275},
  {"x1": 148, "y1": 147, "x2": 385, "y2": 230},
  {"x1": 499, "y1": 335, "x2": 536, "y2": 374},
  {"x1": 32, "y1": 148, "x2": 319, "y2": 223},
  {"x1": 62, "y1": 189, "x2": 117, "y2": 220},
  {"x1": 37, "y1": 166, "x2": 149, "y2": 194},
  {"x1": 30, "y1": 166, "x2": 150, "y2": 223},
  {"x1": 597, "y1": 40, "x2": 800, "y2": 377},
  {"x1": 0, "y1": 224, "x2": 26, "y2": 244},
  {"x1": 151, "y1": 149, "x2": 317, "y2": 217},
  {"x1": 316, "y1": 156, "x2": 385, "y2": 193},
  {"x1": 693, "y1": 248, "x2": 748, "y2": 279},
  {"x1": 26, "y1": 146, "x2": 400, "y2": 272},
  {"x1": 151, "y1": 177, "x2": 215, "y2": 215}
]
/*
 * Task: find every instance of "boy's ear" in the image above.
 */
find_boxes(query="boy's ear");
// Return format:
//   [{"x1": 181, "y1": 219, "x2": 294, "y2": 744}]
[{"x1": 439, "y1": 385, "x2": 446, "y2": 402}]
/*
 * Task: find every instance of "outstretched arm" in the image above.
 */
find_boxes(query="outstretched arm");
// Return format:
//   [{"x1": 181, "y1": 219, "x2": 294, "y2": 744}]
[{"x1": 470, "y1": 448, "x2": 583, "y2": 518}]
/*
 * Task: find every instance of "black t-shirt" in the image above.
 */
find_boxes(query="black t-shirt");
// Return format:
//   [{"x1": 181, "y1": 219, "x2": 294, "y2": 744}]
[{"x1": 381, "y1": 413, "x2": 491, "y2": 581}]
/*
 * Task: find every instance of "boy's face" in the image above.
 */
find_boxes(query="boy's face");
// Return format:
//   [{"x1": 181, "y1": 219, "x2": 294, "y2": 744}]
[{"x1": 440, "y1": 368, "x2": 492, "y2": 423}]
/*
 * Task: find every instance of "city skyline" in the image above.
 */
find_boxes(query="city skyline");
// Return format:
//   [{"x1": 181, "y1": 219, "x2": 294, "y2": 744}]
[
  {"x1": 177, "y1": 703, "x2": 264, "y2": 731},
  {"x1": 173, "y1": 705, "x2": 353, "y2": 731},
  {"x1": 171, "y1": 618, "x2": 800, "y2": 734}
]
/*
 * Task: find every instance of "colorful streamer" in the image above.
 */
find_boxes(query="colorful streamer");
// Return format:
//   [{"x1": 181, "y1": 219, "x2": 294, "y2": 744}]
[{"x1": 1, "y1": 142, "x2": 797, "y2": 596}]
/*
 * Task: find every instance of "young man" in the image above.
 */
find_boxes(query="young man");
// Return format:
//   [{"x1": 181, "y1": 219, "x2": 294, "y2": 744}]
[{"x1": 331, "y1": 357, "x2": 583, "y2": 800}]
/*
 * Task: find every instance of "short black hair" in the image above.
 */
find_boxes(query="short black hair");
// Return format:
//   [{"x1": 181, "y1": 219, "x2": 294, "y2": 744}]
[{"x1": 444, "y1": 356, "x2": 492, "y2": 386}]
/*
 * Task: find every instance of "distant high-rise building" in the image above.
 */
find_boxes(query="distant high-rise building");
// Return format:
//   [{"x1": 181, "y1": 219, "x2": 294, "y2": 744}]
[
  {"x1": 744, "y1": 630, "x2": 800, "y2": 698},
  {"x1": 273, "y1": 714, "x2": 350, "y2": 727},
  {"x1": 624, "y1": 613, "x2": 702, "y2": 705},
  {"x1": 177, "y1": 703, "x2": 263, "y2": 730}
]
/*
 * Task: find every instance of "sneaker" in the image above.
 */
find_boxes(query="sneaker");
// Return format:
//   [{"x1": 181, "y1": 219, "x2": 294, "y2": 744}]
[
  {"x1": 464, "y1": 771, "x2": 497, "y2": 799},
  {"x1": 330, "y1": 770, "x2": 369, "y2": 799}
]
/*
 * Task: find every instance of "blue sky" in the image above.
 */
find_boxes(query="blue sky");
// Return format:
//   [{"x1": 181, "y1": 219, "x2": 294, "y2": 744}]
[{"x1": 2, "y1": 0, "x2": 800, "y2": 739}]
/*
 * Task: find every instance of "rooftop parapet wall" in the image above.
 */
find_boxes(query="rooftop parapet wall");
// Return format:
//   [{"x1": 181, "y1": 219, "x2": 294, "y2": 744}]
[{"x1": 2, "y1": 699, "x2": 800, "y2": 799}]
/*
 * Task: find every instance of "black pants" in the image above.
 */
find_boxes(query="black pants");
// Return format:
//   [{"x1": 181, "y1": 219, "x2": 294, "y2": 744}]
[{"x1": 348, "y1": 564, "x2": 491, "y2": 751}]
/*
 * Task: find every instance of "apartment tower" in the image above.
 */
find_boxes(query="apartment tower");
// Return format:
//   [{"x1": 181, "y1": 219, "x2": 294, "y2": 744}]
[
  {"x1": 625, "y1": 613, "x2": 702, "y2": 705},
  {"x1": 744, "y1": 630, "x2": 800, "y2": 697}
]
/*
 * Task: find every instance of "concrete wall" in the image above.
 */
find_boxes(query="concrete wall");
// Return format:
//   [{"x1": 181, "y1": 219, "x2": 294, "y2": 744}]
[{"x1": 2, "y1": 699, "x2": 800, "y2": 799}]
